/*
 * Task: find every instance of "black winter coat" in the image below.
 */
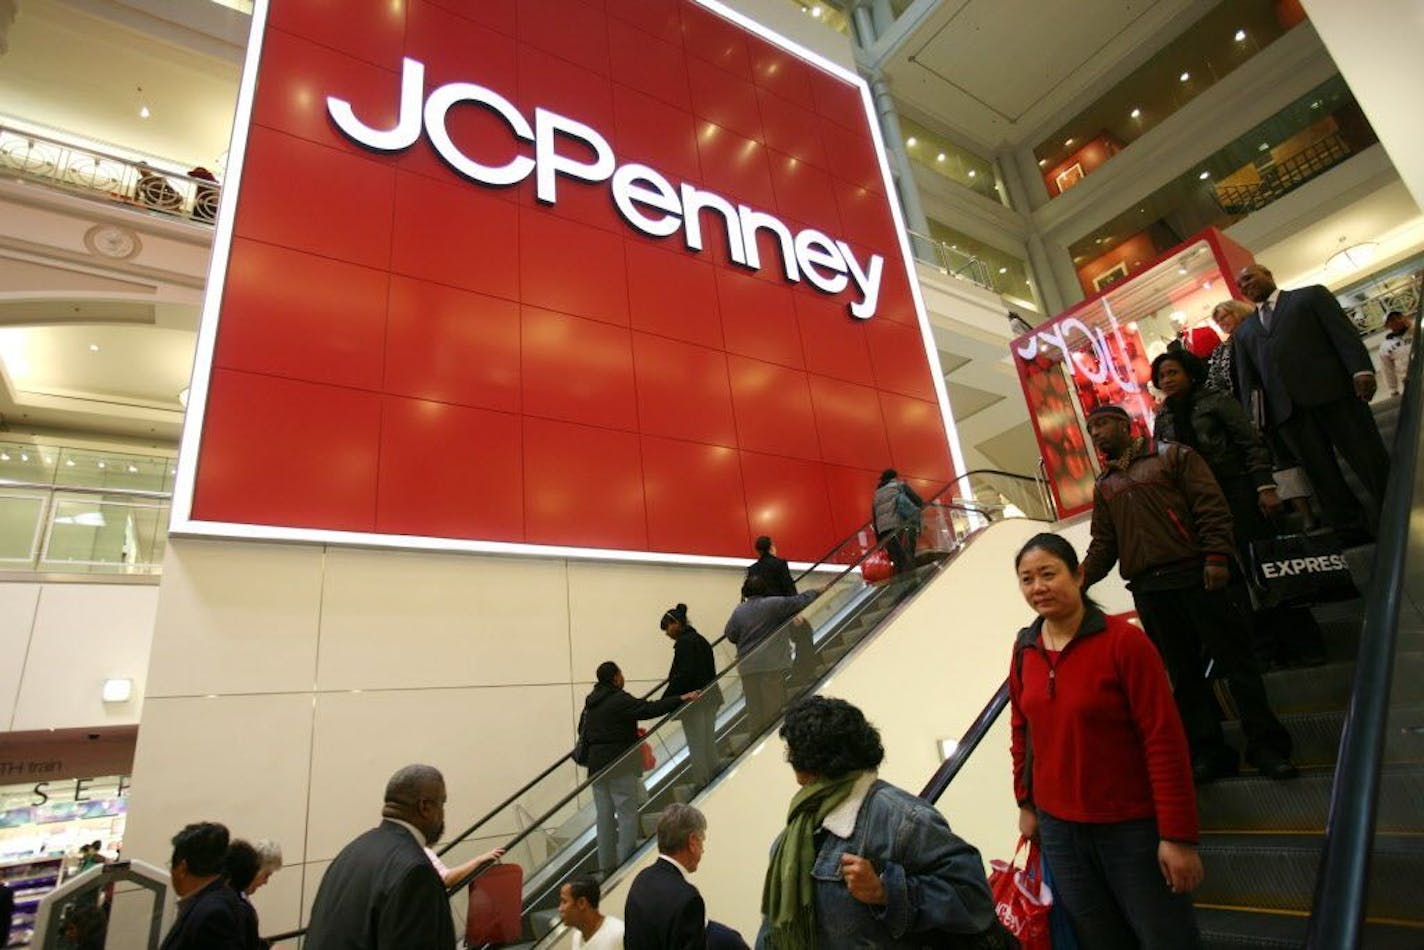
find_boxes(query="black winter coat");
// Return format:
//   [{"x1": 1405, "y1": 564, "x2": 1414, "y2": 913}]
[
  {"x1": 744, "y1": 554, "x2": 797, "y2": 597},
  {"x1": 1153, "y1": 388, "x2": 1274, "y2": 489},
  {"x1": 582, "y1": 683, "x2": 683, "y2": 774},
  {"x1": 662, "y1": 625, "x2": 720, "y2": 700}
]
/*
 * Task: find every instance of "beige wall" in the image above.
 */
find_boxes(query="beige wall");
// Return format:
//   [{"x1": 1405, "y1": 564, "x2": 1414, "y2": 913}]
[
  {"x1": 0, "y1": 580, "x2": 156, "y2": 731},
  {"x1": 122, "y1": 537, "x2": 748, "y2": 936},
  {"x1": 589, "y1": 516, "x2": 1127, "y2": 940}
]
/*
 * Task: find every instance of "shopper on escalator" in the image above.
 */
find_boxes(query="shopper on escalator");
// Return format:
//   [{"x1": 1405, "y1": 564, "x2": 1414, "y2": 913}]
[
  {"x1": 1151, "y1": 349, "x2": 1327, "y2": 668},
  {"x1": 661, "y1": 604, "x2": 722, "y2": 787},
  {"x1": 724, "y1": 578, "x2": 820, "y2": 737},
  {"x1": 583, "y1": 661, "x2": 701, "y2": 877},
  {"x1": 871, "y1": 469, "x2": 924, "y2": 575},
  {"x1": 1011, "y1": 532, "x2": 1203, "y2": 948}
]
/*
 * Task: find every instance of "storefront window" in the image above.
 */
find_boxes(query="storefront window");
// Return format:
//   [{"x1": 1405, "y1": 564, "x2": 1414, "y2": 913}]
[{"x1": 1033, "y1": 0, "x2": 1300, "y2": 195}]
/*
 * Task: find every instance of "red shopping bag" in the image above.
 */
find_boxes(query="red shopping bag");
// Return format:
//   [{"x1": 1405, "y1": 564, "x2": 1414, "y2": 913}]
[
  {"x1": 465, "y1": 862, "x2": 523, "y2": 946},
  {"x1": 636, "y1": 727, "x2": 656, "y2": 772},
  {"x1": 988, "y1": 836, "x2": 1052, "y2": 950},
  {"x1": 861, "y1": 550, "x2": 893, "y2": 583}
]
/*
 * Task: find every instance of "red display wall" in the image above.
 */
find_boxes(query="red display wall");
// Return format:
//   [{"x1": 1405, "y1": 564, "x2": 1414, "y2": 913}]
[{"x1": 177, "y1": 0, "x2": 957, "y2": 563}]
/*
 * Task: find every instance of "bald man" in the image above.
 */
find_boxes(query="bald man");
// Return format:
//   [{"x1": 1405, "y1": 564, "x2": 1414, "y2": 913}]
[
  {"x1": 306, "y1": 764, "x2": 455, "y2": 949},
  {"x1": 1233, "y1": 263, "x2": 1389, "y2": 542}
]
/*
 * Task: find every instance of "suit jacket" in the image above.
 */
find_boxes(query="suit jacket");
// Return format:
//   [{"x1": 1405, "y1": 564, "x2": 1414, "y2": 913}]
[
  {"x1": 625, "y1": 856, "x2": 707, "y2": 950},
  {"x1": 159, "y1": 877, "x2": 256, "y2": 950},
  {"x1": 305, "y1": 820, "x2": 455, "y2": 950},
  {"x1": 1232, "y1": 284, "x2": 1372, "y2": 426},
  {"x1": 744, "y1": 554, "x2": 797, "y2": 597}
]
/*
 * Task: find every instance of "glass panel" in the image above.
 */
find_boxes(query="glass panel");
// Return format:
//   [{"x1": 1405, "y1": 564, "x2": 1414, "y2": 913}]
[
  {"x1": 0, "y1": 490, "x2": 48, "y2": 564},
  {"x1": 926, "y1": 219, "x2": 1034, "y2": 301},
  {"x1": 0, "y1": 443, "x2": 59, "y2": 486},
  {"x1": 41, "y1": 494, "x2": 168, "y2": 572},
  {"x1": 53, "y1": 448, "x2": 171, "y2": 493},
  {"x1": 899, "y1": 117, "x2": 1006, "y2": 207}
]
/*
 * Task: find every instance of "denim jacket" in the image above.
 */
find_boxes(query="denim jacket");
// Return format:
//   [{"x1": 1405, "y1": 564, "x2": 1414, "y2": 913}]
[{"x1": 757, "y1": 774, "x2": 995, "y2": 948}]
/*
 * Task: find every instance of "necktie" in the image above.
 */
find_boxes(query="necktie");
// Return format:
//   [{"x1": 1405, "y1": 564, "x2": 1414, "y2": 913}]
[{"x1": 1259, "y1": 301, "x2": 1273, "y2": 331}]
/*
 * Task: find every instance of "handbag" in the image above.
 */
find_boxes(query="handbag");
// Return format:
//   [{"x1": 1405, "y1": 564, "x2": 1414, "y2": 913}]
[
  {"x1": 464, "y1": 862, "x2": 523, "y2": 946},
  {"x1": 862, "y1": 549, "x2": 893, "y2": 583},
  {"x1": 636, "y1": 727, "x2": 656, "y2": 772},
  {"x1": 987, "y1": 836, "x2": 1052, "y2": 950},
  {"x1": 1248, "y1": 531, "x2": 1357, "y2": 608},
  {"x1": 571, "y1": 705, "x2": 590, "y2": 767}
]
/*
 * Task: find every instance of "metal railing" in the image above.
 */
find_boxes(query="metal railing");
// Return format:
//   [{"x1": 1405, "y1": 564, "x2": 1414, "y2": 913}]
[
  {"x1": 0, "y1": 125, "x2": 220, "y2": 224},
  {"x1": 1305, "y1": 273, "x2": 1424, "y2": 947},
  {"x1": 1212, "y1": 132, "x2": 1353, "y2": 215},
  {"x1": 906, "y1": 230, "x2": 997, "y2": 292}
]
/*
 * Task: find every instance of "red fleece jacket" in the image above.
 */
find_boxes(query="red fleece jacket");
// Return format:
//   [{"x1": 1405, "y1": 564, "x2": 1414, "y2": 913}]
[{"x1": 1009, "y1": 608, "x2": 1199, "y2": 843}]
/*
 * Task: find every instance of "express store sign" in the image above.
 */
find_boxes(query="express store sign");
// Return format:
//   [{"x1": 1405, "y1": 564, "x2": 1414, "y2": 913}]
[{"x1": 173, "y1": 0, "x2": 961, "y2": 563}]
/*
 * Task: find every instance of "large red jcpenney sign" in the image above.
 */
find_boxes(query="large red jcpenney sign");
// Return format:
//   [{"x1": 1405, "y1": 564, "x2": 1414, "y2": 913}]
[
  {"x1": 328, "y1": 58, "x2": 885, "y2": 319},
  {"x1": 172, "y1": 0, "x2": 961, "y2": 565}
]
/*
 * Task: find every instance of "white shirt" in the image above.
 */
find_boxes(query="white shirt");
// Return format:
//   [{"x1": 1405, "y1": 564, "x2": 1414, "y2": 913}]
[
  {"x1": 386, "y1": 817, "x2": 430, "y2": 849},
  {"x1": 572, "y1": 915, "x2": 625, "y2": 950}
]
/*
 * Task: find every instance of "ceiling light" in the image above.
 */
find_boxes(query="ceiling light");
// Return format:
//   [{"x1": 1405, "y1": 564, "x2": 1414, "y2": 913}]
[
  {"x1": 906, "y1": 136, "x2": 917, "y2": 147},
  {"x1": 1064, "y1": 137, "x2": 1075, "y2": 147},
  {"x1": 65, "y1": 459, "x2": 75, "y2": 467},
  {"x1": 97, "y1": 461, "x2": 106, "y2": 469},
  {"x1": 127, "y1": 465, "x2": 138, "y2": 474},
  {"x1": 1327, "y1": 241, "x2": 1378, "y2": 273},
  {"x1": 1037, "y1": 159, "x2": 1046, "y2": 167},
  {"x1": 1258, "y1": 142, "x2": 1270, "y2": 151},
  {"x1": 1180, "y1": 71, "x2": 1191, "y2": 82},
  {"x1": 1127, "y1": 322, "x2": 1140, "y2": 332},
  {"x1": 1311, "y1": 100, "x2": 1322, "y2": 109},
  {"x1": 1235, "y1": 29, "x2": 1247, "y2": 41},
  {"x1": 1202, "y1": 280, "x2": 1212, "y2": 290},
  {"x1": 1178, "y1": 265, "x2": 1188, "y2": 275},
  {"x1": 936, "y1": 152, "x2": 946, "y2": 162},
  {"x1": 810, "y1": 5, "x2": 823, "y2": 17},
  {"x1": 0, "y1": 453, "x2": 8, "y2": 462},
  {"x1": 1130, "y1": 108, "x2": 1141, "y2": 119},
  {"x1": 950, "y1": 244, "x2": 958, "y2": 250},
  {"x1": 102, "y1": 678, "x2": 133, "y2": 703},
  {"x1": 19, "y1": 454, "x2": 27, "y2": 462},
  {"x1": 139, "y1": 105, "x2": 150, "y2": 119},
  {"x1": 998, "y1": 267, "x2": 1008, "y2": 274},
  {"x1": 88, "y1": 343, "x2": 100, "y2": 352},
  {"x1": 1198, "y1": 171, "x2": 1210, "y2": 180},
  {"x1": 967, "y1": 169, "x2": 976, "y2": 178}
]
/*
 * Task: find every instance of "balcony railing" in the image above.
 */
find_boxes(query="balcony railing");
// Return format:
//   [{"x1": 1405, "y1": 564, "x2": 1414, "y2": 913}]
[
  {"x1": 0, "y1": 441, "x2": 175, "y2": 577},
  {"x1": 1212, "y1": 132, "x2": 1354, "y2": 215},
  {"x1": 0, "y1": 125, "x2": 220, "y2": 225},
  {"x1": 906, "y1": 230, "x2": 997, "y2": 292}
]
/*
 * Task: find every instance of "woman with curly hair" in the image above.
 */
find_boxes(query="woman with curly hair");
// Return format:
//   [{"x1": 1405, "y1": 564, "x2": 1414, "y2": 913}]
[{"x1": 756, "y1": 696, "x2": 997, "y2": 948}]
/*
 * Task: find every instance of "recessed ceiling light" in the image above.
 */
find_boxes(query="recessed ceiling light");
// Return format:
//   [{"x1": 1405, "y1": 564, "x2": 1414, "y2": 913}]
[
  {"x1": 1311, "y1": 100, "x2": 1322, "y2": 109},
  {"x1": 20, "y1": 453, "x2": 27, "y2": 462},
  {"x1": 1037, "y1": 158, "x2": 1047, "y2": 166},
  {"x1": 1234, "y1": 28, "x2": 1247, "y2": 41},
  {"x1": 998, "y1": 266, "x2": 1008, "y2": 274},
  {"x1": 1178, "y1": 265, "x2": 1188, "y2": 275},
  {"x1": 128, "y1": 465, "x2": 138, "y2": 473},
  {"x1": 906, "y1": 136, "x2": 917, "y2": 147},
  {"x1": 1198, "y1": 170, "x2": 1210, "y2": 180},
  {"x1": 0, "y1": 453, "x2": 8, "y2": 462},
  {"x1": 65, "y1": 459, "x2": 75, "y2": 467},
  {"x1": 810, "y1": 5, "x2": 823, "y2": 18},
  {"x1": 1258, "y1": 142, "x2": 1270, "y2": 151},
  {"x1": 139, "y1": 105, "x2": 151, "y2": 119},
  {"x1": 1130, "y1": 108, "x2": 1141, "y2": 119},
  {"x1": 1179, "y1": 71, "x2": 1191, "y2": 82},
  {"x1": 1064, "y1": 137, "x2": 1075, "y2": 147},
  {"x1": 936, "y1": 152, "x2": 946, "y2": 162},
  {"x1": 950, "y1": 244, "x2": 958, "y2": 250},
  {"x1": 1202, "y1": 280, "x2": 1212, "y2": 290},
  {"x1": 97, "y1": 461, "x2": 106, "y2": 469},
  {"x1": 88, "y1": 343, "x2": 100, "y2": 352},
  {"x1": 967, "y1": 169, "x2": 976, "y2": 178}
]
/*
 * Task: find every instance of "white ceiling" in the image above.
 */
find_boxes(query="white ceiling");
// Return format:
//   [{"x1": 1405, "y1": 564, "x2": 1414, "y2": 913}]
[
  {"x1": 882, "y1": 0, "x2": 1208, "y2": 151},
  {"x1": 0, "y1": 0, "x2": 241, "y2": 170}
]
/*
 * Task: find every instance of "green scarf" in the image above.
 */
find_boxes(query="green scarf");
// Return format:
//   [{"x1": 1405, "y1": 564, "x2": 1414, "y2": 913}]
[{"x1": 761, "y1": 771, "x2": 866, "y2": 950}]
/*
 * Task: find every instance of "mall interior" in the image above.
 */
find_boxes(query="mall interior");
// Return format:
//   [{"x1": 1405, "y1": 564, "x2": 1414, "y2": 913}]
[{"x1": 0, "y1": 0, "x2": 1421, "y2": 946}]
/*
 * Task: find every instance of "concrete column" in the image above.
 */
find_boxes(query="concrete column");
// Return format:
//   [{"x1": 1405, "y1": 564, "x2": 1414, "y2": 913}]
[
  {"x1": 870, "y1": 75, "x2": 935, "y2": 259},
  {"x1": 1024, "y1": 233, "x2": 1067, "y2": 318},
  {"x1": 870, "y1": 0, "x2": 895, "y2": 37},
  {"x1": 1044, "y1": 236, "x2": 1084, "y2": 311},
  {"x1": 1299, "y1": 0, "x2": 1424, "y2": 209},
  {"x1": 849, "y1": 1, "x2": 877, "y2": 49}
]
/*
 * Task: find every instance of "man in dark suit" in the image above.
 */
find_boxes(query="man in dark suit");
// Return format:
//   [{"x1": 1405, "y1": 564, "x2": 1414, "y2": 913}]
[
  {"x1": 744, "y1": 536, "x2": 797, "y2": 597},
  {"x1": 1233, "y1": 263, "x2": 1390, "y2": 541},
  {"x1": 625, "y1": 804, "x2": 708, "y2": 950},
  {"x1": 160, "y1": 822, "x2": 255, "y2": 950},
  {"x1": 305, "y1": 764, "x2": 455, "y2": 949}
]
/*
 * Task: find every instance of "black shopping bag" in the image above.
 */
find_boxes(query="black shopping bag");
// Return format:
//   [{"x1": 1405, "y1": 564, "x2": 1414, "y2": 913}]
[{"x1": 1248, "y1": 532, "x2": 1358, "y2": 607}]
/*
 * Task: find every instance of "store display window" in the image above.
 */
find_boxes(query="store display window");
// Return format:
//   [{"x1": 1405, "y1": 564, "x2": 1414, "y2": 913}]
[
  {"x1": 0, "y1": 775, "x2": 128, "y2": 947},
  {"x1": 1010, "y1": 228, "x2": 1256, "y2": 517}
]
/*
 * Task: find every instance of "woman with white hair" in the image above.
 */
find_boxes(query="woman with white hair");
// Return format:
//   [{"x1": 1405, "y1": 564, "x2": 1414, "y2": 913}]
[{"x1": 1206, "y1": 299, "x2": 1255, "y2": 398}]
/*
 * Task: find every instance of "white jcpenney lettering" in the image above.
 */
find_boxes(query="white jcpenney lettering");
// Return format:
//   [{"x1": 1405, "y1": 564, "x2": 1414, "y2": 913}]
[{"x1": 327, "y1": 58, "x2": 886, "y2": 319}]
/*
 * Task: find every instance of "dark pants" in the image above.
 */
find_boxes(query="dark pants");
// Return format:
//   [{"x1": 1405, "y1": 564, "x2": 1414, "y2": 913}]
[
  {"x1": 879, "y1": 528, "x2": 917, "y2": 574},
  {"x1": 1219, "y1": 475, "x2": 1326, "y2": 665},
  {"x1": 1132, "y1": 584, "x2": 1292, "y2": 767},
  {"x1": 1037, "y1": 812, "x2": 1200, "y2": 950},
  {"x1": 741, "y1": 669, "x2": 785, "y2": 737},
  {"x1": 1278, "y1": 395, "x2": 1390, "y2": 538}
]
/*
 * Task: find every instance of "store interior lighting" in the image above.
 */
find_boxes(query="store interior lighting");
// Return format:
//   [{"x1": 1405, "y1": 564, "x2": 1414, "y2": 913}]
[
  {"x1": 1326, "y1": 242, "x2": 1378, "y2": 273},
  {"x1": 101, "y1": 678, "x2": 133, "y2": 703}
]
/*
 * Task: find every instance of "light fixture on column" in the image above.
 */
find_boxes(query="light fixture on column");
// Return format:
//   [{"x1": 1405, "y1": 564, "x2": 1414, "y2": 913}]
[
  {"x1": 1326, "y1": 240, "x2": 1378, "y2": 274},
  {"x1": 136, "y1": 86, "x2": 150, "y2": 119},
  {"x1": 102, "y1": 678, "x2": 133, "y2": 703}
]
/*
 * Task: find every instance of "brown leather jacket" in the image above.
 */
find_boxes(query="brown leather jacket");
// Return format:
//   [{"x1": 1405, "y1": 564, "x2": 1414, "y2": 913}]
[{"x1": 1082, "y1": 439, "x2": 1235, "y2": 588}]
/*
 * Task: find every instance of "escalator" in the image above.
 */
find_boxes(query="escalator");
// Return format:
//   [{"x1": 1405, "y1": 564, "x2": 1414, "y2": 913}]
[{"x1": 261, "y1": 471, "x2": 1053, "y2": 947}]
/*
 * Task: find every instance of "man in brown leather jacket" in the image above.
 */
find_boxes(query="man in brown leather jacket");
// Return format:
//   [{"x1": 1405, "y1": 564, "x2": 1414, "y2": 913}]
[{"x1": 1081, "y1": 405, "x2": 1296, "y2": 783}]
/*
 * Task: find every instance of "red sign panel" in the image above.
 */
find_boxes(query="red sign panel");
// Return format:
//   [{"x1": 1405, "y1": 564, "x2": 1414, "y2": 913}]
[{"x1": 174, "y1": 0, "x2": 960, "y2": 563}]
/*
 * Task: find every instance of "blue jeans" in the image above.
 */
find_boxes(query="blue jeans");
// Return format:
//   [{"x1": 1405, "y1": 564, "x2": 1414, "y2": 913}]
[
  {"x1": 1037, "y1": 812, "x2": 1199, "y2": 950},
  {"x1": 593, "y1": 769, "x2": 641, "y2": 874}
]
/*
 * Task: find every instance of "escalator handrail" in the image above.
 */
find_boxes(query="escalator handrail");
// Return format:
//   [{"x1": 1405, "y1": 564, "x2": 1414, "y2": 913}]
[
  {"x1": 1305, "y1": 297, "x2": 1424, "y2": 948},
  {"x1": 919, "y1": 682, "x2": 1009, "y2": 804},
  {"x1": 438, "y1": 503, "x2": 968, "y2": 900},
  {"x1": 431, "y1": 470, "x2": 1042, "y2": 859}
]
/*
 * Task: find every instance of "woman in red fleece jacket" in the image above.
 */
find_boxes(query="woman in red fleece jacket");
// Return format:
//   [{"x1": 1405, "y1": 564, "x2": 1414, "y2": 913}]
[{"x1": 1010, "y1": 532, "x2": 1203, "y2": 949}]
